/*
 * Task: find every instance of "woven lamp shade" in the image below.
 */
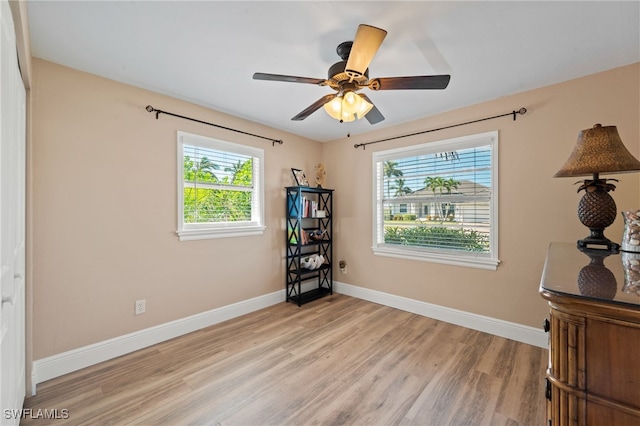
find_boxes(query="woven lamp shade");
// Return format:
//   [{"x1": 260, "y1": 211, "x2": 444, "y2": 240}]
[{"x1": 554, "y1": 124, "x2": 640, "y2": 177}]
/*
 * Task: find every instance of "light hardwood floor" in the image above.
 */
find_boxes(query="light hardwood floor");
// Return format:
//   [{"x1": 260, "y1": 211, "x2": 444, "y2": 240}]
[{"x1": 23, "y1": 294, "x2": 547, "y2": 425}]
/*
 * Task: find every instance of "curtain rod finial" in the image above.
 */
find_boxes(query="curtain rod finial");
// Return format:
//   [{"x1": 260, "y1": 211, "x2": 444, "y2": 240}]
[
  {"x1": 512, "y1": 107, "x2": 527, "y2": 121},
  {"x1": 145, "y1": 105, "x2": 154, "y2": 112}
]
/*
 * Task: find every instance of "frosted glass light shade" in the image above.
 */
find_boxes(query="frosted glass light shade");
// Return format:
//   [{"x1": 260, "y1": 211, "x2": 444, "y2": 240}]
[{"x1": 323, "y1": 91, "x2": 373, "y2": 122}]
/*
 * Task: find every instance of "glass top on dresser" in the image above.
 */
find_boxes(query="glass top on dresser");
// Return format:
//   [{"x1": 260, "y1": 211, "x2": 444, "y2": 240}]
[{"x1": 540, "y1": 242, "x2": 640, "y2": 308}]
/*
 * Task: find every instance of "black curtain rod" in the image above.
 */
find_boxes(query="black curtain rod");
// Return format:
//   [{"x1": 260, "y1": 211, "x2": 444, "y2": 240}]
[
  {"x1": 353, "y1": 107, "x2": 527, "y2": 150},
  {"x1": 145, "y1": 105, "x2": 284, "y2": 146}
]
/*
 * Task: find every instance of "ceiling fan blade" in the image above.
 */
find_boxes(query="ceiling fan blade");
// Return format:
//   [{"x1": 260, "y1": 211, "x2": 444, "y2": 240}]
[
  {"x1": 253, "y1": 72, "x2": 326, "y2": 85},
  {"x1": 292, "y1": 94, "x2": 337, "y2": 121},
  {"x1": 359, "y1": 94, "x2": 385, "y2": 124},
  {"x1": 371, "y1": 75, "x2": 451, "y2": 90},
  {"x1": 345, "y1": 24, "x2": 387, "y2": 78}
]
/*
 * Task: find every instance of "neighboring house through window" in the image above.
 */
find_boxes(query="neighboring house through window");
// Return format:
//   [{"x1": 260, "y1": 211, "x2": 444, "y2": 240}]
[
  {"x1": 372, "y1": 131, "x2": 499, "y2": 269},
  {"x1": 177, "y1": 131, "x2": 265, "y2": 241}
]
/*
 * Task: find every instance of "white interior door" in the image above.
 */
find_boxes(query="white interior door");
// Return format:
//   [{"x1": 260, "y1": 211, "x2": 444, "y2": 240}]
[{"x1": 0, "y1": 0, "x2": 26, "y2": 423}]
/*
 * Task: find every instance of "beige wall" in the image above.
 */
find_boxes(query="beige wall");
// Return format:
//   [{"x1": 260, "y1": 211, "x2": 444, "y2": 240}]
[
  {"x1": 30, "y1": 59, "x2": 639, "y2": 362},
  {"x1": 324, "y1": 62, "x2": 640, "y2": 328},
  {"x1": 30, "y1": 59, "x2": 321, "y2": 359}
]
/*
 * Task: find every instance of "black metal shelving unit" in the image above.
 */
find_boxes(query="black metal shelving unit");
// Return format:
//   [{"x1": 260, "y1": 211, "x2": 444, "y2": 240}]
[{"x1": 285, "y1": 186, "x2": 333, "y2": 306}]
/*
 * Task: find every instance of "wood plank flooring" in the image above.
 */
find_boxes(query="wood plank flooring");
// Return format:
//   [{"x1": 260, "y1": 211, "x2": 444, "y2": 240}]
[{"x1": 22, "y1": 294, "x2": 548, "y2": 425}]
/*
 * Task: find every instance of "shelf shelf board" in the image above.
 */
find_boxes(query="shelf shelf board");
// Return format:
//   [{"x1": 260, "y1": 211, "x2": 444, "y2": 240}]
[
  {"x1": 288, "y1": 287, "x2": 332, "y2": 305},
  {"x1": 288, "y1": 263, "x2": 331, "y2": 275},
  {"x1": 287, "y1": 239, "x2": 331, "y2": 247}
]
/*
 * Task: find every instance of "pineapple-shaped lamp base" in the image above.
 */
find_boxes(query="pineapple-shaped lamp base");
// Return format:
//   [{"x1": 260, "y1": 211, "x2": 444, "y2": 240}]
[{"x1": 576, "y1": 177, "x2": 619, "y2": 252}]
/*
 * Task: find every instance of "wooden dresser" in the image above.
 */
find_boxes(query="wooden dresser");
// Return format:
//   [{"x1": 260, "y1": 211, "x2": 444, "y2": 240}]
[{"x1": 540, "y1": 243, "x2": 640, "y2": 425}]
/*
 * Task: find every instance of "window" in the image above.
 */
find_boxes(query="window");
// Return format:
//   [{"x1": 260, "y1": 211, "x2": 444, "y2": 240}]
[
  {"x1": 177, "y1": 131, "x2": 265, "y2": 241},
  {"x1": 372, "y1": 131, "x2": 499, "y2": 270}
]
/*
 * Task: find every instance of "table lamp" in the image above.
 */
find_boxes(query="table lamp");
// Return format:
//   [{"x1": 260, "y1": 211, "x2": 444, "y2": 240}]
[{"x1": 554, "y1": 124, "x2": 640, "y2": 252}]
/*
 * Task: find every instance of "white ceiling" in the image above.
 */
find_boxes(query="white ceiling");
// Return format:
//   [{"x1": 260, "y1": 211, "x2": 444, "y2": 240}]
[{"x1": 27, "y1": 1, "x2": 639, "y2": 143}]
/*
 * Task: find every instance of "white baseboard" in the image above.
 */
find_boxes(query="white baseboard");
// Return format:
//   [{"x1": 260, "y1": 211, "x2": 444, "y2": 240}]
[
  {"x1": 31, "y1": 281, "x2": 547, "y2": 395},
  {"x1": 334, "y1": 281, "x2": 548, "y2": 349},
  {"x1": 31, "y1": 290, "x2": 284, "y2": 395}
]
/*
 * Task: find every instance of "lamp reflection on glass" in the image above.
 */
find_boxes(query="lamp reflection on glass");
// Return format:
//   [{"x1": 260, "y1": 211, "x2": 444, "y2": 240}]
[
  {"x1": 554, "y1": 124, "x2": 640, "y2": 252},
  {"x1": 577, "y1": 249, "x2": 617, "y2": 300},
  {"x1": 323, "y1": 91, "x2": 373, "y2": 123}
]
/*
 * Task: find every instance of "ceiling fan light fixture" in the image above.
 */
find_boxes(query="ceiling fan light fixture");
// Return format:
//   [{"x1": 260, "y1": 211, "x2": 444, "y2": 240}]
[
  {"x1": 346, "y1": 91, "x2": 374, "y2": 119},
  {"x1": 323, "y1": 95, "x2": 356, "y2": 123},
  {"x1": 323, "y1": 96, "x2": 344, "y2": 120},
  {"x1": 323, "y1": 91, "x2": 373, "y2": 122},
  {"x1": 254, "y1": 24, "x2": 450, "y2": 125}
]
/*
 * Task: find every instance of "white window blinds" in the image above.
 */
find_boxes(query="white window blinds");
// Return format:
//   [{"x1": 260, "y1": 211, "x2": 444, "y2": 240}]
[
  {"x1": 177, "y1": 131, "x2": 264, "y2": 241},
  {"x1": 372, "y1": 131, "x2": 499, "y2": 269}
]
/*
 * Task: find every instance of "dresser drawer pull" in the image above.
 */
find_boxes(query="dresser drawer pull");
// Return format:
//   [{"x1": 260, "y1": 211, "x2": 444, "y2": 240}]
[{"x1": 545, "y1": 377, "x2": 552, "y2": 401}]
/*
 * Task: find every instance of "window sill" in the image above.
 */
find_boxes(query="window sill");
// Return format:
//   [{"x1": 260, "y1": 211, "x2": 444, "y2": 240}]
[
  {"x1": 372, "y1": 245, "x2": 500, "y2": 270},
  {"x1": 177, "y1": 225, "x2": 266, "y2": 241}
]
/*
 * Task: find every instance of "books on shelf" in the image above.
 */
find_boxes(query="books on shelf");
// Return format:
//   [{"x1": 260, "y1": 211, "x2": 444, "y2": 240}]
[
  {"x1": 288, "y1": 194, "x2": 323, "y2": 218},
  {"x1": 301, "y1": 196, "x2": 317, "y2": 218}
]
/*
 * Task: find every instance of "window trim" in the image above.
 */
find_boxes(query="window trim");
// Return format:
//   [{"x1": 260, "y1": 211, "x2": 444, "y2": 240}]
[
  {"x1": 371, "y1": 131, "x2": 500, "y2": 270},
  {"x1": 177, "y1": 131, "x2": 265, "y2": 241}
]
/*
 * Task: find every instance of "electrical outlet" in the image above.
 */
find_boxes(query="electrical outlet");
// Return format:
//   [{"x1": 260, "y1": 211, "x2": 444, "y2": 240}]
[{"x1": 135, "y1": 299, "x2": 146, "y2": 315}]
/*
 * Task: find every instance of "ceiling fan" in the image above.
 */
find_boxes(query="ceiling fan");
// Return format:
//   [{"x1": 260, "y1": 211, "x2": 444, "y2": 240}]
[{"x1": 253, "y1": 24, "x2": 451, "y2": 124}]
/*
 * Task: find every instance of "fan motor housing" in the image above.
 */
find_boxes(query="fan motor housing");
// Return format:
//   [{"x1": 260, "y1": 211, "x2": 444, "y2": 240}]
[{"x1": 328, "y1": 60, "x2": 368, "y2": 87}]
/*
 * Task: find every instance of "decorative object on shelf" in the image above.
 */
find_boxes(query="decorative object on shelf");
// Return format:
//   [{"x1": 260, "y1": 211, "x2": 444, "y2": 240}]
[
  {"x1": 308, "y1": 229, "x2": 328, "y2": 241},
  {"x1": 300, "y1": 256, "x2": 313, "y2": 269},
  {"x1": 621, "y1": 210, "x2": 640, "y2": 252},
  {"x1": 316, "y1": 210, "x2": 326, "y2": 218},
  {"x1": 300, "y1": 254, "x2": 325, "y2": 270},
  {"x1": 554, "y1": 124, "x2": 640, "y2": 252},
  {"x1": 291, "y1": 168, "x2": 309, "y2": 186},
  {"x1": 314, "y1": 163, "x2": 326, "y2": 188}
]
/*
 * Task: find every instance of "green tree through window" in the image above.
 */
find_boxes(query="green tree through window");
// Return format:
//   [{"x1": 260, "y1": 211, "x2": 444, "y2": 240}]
[
  {"x1": 183, "y1": 154, "x2": 253, "y2": 223},
  {"x1": 177, "y1": 131, "x2": 264, "y2": 241}
]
